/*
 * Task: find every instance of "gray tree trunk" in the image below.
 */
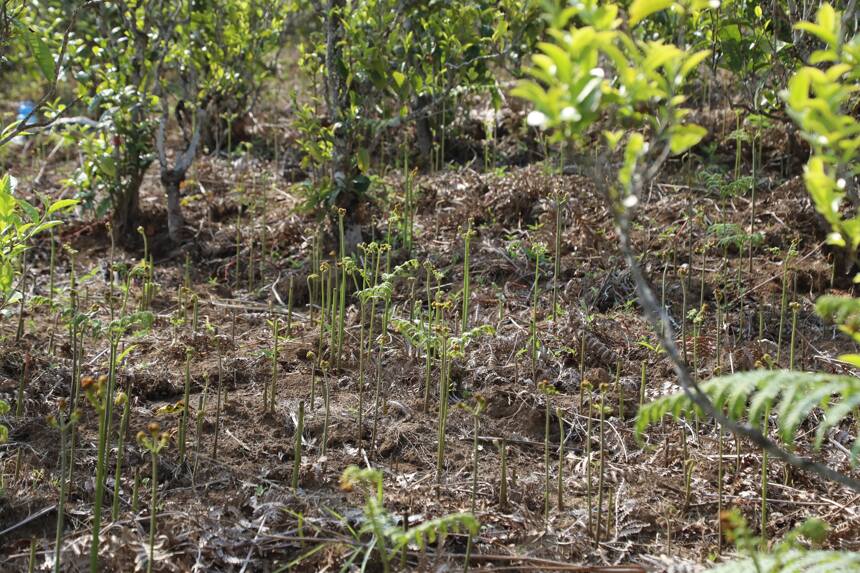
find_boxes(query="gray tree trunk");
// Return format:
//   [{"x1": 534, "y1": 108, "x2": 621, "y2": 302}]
[{"x1": 161, "y1": 170, "x2": 184, "y2": 243}]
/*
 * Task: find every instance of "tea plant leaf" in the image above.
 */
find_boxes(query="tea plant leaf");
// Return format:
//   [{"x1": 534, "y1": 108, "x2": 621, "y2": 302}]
[
  {"x1": 0, "y1": 261, "x2": 13, "y2": 293},
  {"x1": 628, "y1": 0, "x2": 673, "y2": 26},
  {"x1": 14, "y1": 20, "x2": 56, "y2": 80},
  {"x1": 47, "y1": 199, "x2": 79, "y2": 215},
  {"x1": 669, "y1": 123, "x2": 707, "y2": 154}
]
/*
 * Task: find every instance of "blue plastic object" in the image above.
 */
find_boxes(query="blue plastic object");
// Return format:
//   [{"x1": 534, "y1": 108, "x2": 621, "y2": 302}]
[{"x1": 16, "y1": 101, "x2": 37, "y2": 125}]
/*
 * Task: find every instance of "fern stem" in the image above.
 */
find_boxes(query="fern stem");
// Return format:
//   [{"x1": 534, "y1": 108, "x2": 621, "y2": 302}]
[
  {"x1": 596, "y1": 384, "x2": 607, "y2": 545},
  {"x1": 543, "y1": 395, "x2": 550, "y2": 523},
  {"x1": 499, "y1": 438, "x2": 508, "y2": 511},
  {"x1": 292, "y1": 401, "x2": 303, "y2": 490},
  {"x1": 717, "y1": 424, "x2": 723, "y2": 555},
  {"x1": 556, "y1": 406, "x2": 564, "y2": 512}
]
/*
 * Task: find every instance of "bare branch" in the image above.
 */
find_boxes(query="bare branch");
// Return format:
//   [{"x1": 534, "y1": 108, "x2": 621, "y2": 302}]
[{"x1": 175, "y1": 108, "x2": 206, "y2": 175}]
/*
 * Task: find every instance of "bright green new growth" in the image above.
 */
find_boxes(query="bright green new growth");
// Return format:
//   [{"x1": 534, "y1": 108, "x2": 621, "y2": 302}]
[
  {"x1": 461, "y1": 220, "x2": 474, "y2": 334},
  {"x1": 0, "y1": 174, "x2": 77, "y2": 305}
]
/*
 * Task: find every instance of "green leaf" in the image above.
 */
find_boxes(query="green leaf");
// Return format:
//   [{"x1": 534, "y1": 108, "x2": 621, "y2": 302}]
[
  {"x1": 356, "y1": 147, "x2": 370, "y2": 173},
  {"x1": 116, "y1": 344, "x2": 138, "y2": 366},
  {"x1": 669, "y1": 123, "x2": 707, "y2": 154},
  {"x1": 629, "y1": 0, "x2": 674, "y2": 26},
  {"x1": 0, "y1": 261, "x2": 13, "y2": 294},
  {"x1": 47, "y1": 199, "x2": 79, "y2": 215},
  {"x1": 0, "y1": 176, "x2": 15, "y2": 219},
  {"x1": 17, "y1": 198, "x2": 39, "y2": 222},
  {"x1": 680, "y1": 49, "x2": 711, "y2": 78},
  {"x1": 17, "y1": 22, "x2": 56, "y2": 80},
  {"x1": 392, "y1": 70, "x2": 406, "y2": 88}
]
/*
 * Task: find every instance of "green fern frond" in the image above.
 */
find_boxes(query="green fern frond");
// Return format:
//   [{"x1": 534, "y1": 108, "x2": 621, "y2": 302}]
[
  {"x1": 709, "y1": 550, "x2": 860, "y2": 573},
  {"x1": 636, "y1": 370, "x2": 860, "y2": 460},
  {"x1": 392, "y1": 318, "x2": 494, "y2": 355},
  {"x1": 391, "y1": 513, "x2": 479, "y2": 551},
  {"x1": 357, "y1": 280, "x2": 394, "y2": 303}
]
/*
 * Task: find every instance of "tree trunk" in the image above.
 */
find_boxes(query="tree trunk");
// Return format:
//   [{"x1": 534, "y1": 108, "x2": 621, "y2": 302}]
[
  {"x1": 161, "y1": 169, "x2": 185, "y2": 243},
  {"x1": 110, "y1": 169, "x2": 145, "y2": 247},
  {"x1": 414, "y1": 94, "x2": 433, "y2": 168},
  {"x1": 325, "y1": 0, "x2": 362, "y2": 248}
]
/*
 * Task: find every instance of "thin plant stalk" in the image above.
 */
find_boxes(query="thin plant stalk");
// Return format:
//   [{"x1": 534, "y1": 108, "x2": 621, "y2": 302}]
[
  {"x1": 761, "y1": 405, "x2": 769, "y2": 548},
  {"x1": 788, "y1": 301, "x2": 800, "y2": 370},
  {"x1": 89, "y1": 338, "x2": 120, "y2": 573},
  {"x1": 543, "y1": 393, "x2": 551, "y2": 522},
  {"x1": 336, "y1": 209, "x2": 346, "y2": 367},
  {"x1": 499, "y1": 439, "x2": 508, "y2": 511},
  {"x1": 112, "y1": 392, "x2": 131, "y2": 521},
  {"x1": 178, "y1": 349, "x2": 192, "y2": 466},
  {"x1": 552, "y1": 193, "x2": 564, "y2": 321},
  {"x1": 131, "y1": 468, "x2": 140, "y2": 514},
  {"x1": 52, "y1": 402, "x2": 75, "y2": 573},
  {"x1": 292, "y1": 401, "x2": 304, "y2": 490},
  {"x1": 595, "y1": 384, "x2": 607, "y2": 545},
  {"x1": 461, "y1": 220, "x2": 473, "y2": 334},
  {"x1": 321, "y1": 363, "x2": 331, "y2": 456},
  {"x1": 423, "y1": 262, "x2": 435, "y2": 413},
  {"x1": 556, "y1": 406, "x2": 564, "y2": 512},
  {"x1": 370, "y1": 277, "x2": 393, "y2": 454},
  {"x1": 269, "y1": 317, "x2": 280, "y2": 412},
  {"x1": 583, "y1": 382, "x2": 593, "y2": 536},
  {"x1": 775, "y1": 247, "x2": 796, "y2": 365},
  {"x1": 435, "y1": 320, "x2": 450, "y2": 492},
  {"x1": 287, "y1": 276, "x2": 294, "y2": 337},
  {"x1": 213, "y1": 349, "x2": 223, "y2": 460}
]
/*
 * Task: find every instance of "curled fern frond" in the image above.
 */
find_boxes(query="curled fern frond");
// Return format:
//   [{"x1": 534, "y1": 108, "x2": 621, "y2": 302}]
[{"x1": 636, "y1": 370, "x2": 860, "y2": 461}]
